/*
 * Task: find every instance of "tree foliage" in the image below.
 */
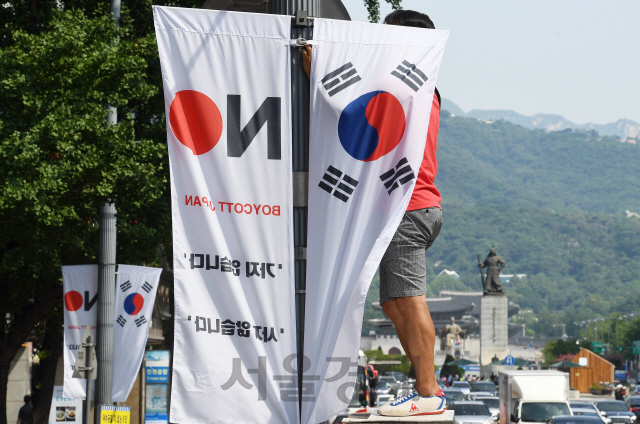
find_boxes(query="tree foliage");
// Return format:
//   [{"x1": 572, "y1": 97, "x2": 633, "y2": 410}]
[
  {"x1": 363, "y1": 115, "x2": 640, "y2": 338},
  {"x1": 364, "y1": 0, "x2": 402, "y2": 23},
  {"x1": 0, "y1": 8, "x2": 171, "y2": 423}
]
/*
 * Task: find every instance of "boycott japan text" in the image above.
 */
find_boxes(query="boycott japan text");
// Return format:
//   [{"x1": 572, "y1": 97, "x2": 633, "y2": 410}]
[{"x1": 185, "y1": 195, "x2": 281, "y2": 216}]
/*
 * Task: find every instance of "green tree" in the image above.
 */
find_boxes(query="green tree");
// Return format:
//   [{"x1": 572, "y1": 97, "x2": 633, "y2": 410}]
[
  {"x1": 364, "y1": 0, "x2": 402, "y2": 23},
  {"x1": 542, "y1": 339, "x2": 591, "y2": 364},
  {"x1": 440, "y1": 354, "x2": 464, "y2": 380},
  {"x1": 0, "y1": 10, "x2": 168, "y2": 423}
]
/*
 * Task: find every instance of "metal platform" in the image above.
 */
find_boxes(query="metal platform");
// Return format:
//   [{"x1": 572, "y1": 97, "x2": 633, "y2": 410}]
[{"x1": 342, "y1": 410, "x2": 455, "y2": 423}]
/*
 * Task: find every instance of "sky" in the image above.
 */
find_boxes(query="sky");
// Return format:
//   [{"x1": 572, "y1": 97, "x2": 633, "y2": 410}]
[{"x1": 341, "y1": 0, "x2": 640, "y2": 125}]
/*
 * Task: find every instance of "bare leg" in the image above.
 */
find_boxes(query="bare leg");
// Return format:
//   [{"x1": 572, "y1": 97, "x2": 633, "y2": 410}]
[
  {"x1": 385, "y1": 295, "x2": 439, "y2": 397},
  {"x1": 381, "y1": 300, "x2": 412, "y2": 363}
]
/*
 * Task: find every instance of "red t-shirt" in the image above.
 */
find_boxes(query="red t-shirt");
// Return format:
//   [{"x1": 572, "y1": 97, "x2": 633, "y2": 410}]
[{"x1": 407, "y1": 89, "x2": 441, "y2": 211}]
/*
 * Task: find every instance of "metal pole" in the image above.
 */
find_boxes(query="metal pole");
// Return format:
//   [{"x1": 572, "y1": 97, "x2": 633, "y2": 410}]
[
  {"x1": 617, "y1": 318, "x2": 619, "y2": 349},
  {"x1": 95, "y1": 0, "x2": 120, "y2": 419},
  {"x1": 95, "y1": 203, "x2": 117, "y2": 422},
  {"x1": 269, "y1": 0, "x2": 317, "y2": 413},
  {"x1": 84, "y1": 335, "x2": 93, "y2": 424}
]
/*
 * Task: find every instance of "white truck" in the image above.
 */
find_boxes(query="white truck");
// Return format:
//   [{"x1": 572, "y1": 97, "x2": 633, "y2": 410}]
[{"x1": 499, "y1": 370, "x2": 572, "y2": 424}]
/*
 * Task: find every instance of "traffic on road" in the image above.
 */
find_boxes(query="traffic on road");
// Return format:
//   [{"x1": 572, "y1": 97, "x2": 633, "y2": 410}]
[{"x1": 328, "y1": 366, "x2": 640, "y2": 424}]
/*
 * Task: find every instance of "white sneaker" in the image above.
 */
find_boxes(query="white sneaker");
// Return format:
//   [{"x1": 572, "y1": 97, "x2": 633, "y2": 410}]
[{"x1": 377, "y1": 389, "x2": 446, "y2": 416}]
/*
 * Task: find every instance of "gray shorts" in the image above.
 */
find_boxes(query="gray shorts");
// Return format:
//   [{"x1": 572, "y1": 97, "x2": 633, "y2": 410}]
[{"x1": 379, "y1": 207, "x2": 442, "y2": 305}]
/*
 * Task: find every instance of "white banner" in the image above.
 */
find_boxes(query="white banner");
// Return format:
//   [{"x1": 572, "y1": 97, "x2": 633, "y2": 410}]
[
  {"x1": 49, "y1": 386, "x2": 82, "y2": 424},
  {"x1": 62, "y1": 265, "x2": 98, "y2": 400},
  {"x1": 63, "y1": 265, "x2": 162, "y2": 401},
  {"x1": 303, "y1": 19, "x2": 448, "y2": 423},
  {"x1": 154, "y1": 7, "x2": 297, "y2": 424},
  {"x1": 112, "y1": 265, "x2": 162, "y2": 401}
]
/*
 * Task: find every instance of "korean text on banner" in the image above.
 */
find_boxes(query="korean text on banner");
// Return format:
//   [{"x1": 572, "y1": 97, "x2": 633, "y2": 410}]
[
  {"x1": 62, "y1": 265, "x2": 98, "y2": 399},
  {"x1": 112, "y1": 265, "x2": 162, "y2": 401},
  {"x1": 154, "y1": 7, "x2": 296, "y2": 424},
  {"x1": 302, "y1": 18, "x2": 448, "y2": 423}
]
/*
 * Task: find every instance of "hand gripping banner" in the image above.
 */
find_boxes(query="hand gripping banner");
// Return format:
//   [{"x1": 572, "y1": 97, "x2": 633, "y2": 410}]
[
  {"x1": 302, "y1": 19, "x2": 448, "y2": 423},
  {"x1": 153, "y1": 7, "x2": 297, "y2": 424}
]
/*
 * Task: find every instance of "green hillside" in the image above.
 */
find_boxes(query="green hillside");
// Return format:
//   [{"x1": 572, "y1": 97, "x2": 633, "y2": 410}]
[
  {"x1": 362, "y1": 114, "x2": 640, "y2": 338},
  {"x1": 437, "y1": 112, "x2": 640, "y2": 215}
]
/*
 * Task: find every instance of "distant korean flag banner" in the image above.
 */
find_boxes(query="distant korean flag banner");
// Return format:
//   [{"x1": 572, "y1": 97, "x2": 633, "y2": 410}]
[
  {"x1": 112, "y1": 265, "x2": 162, "y2": 402},
  {"x1": 62, "y1": 265, "x2": 97, "y2": 399},
  {"x1": 303, "y1": 19, "x2": 448, "y2": 423},
  {"x1": 154, "y1": 7, "x2": 296, "y2": 424}
]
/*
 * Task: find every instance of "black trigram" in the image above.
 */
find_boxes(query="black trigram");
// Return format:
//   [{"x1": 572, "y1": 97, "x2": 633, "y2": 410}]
[
  {"x1": 141, "y1": 282, "x2": 153, "y2": 293},
  {"x1": 321, "y1": 63, "x2": 361, "y2": 97},
  {"x1": 391, "y1": 61, "x2": 428, "y2": 92},
  {"x1": 120, "y1": 280, "x2": 132, "y2": 292},
  {"x1": 116, "y1": 315, "x2": 127, "y2": 327},
  {"x1": 318, "y1": 165, "x2": 359, "y2": 203},
  {"x1": 380, "y1": 157, "x2": 415, "y2": 194},
  {"x1": 134, "y1": 316, "x2": 147, "y2": 327}
]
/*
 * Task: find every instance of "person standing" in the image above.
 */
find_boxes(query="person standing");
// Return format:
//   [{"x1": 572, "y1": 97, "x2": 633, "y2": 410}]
[
  {"x1": 16, "y1": 395, "x2": 32, "y2": 424},
  {"x1": 302, "y1": 8, "x2": 445, "y2": 417}
]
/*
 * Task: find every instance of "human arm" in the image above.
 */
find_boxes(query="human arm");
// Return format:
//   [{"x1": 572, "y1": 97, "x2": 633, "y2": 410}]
[{"x1": 302, "y1": 44, "x2": 312, "y2": 78}]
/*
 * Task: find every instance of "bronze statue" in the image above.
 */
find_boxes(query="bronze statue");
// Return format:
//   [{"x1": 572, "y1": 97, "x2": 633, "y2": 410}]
[
  {"x1": 478, "y1": 247, "x2": 506, "y2": 295},
  {"x1": 439, "y1": 317, "x2": 465, "y2": 350}
]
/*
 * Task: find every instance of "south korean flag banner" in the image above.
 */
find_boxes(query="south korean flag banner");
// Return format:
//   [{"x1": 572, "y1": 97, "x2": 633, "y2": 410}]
[
  {"x1": 112, "y1": 265, "x2": 162, "y2": 401},
  {"x1": 154, "y1": 7, "x2": 297, "y2": 424},
  {"x1": 303, "y1": 19, "x2": 448, "y2": 423}
]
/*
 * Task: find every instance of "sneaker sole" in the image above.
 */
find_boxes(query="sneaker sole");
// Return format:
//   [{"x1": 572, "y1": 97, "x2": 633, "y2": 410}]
[{"x1": 378, "y1": 405, "x2": 447, "y2": 417}]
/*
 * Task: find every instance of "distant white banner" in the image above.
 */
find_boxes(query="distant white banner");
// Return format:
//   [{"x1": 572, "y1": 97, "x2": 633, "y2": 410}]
[
  {"x1": 112, "y1": 265, "x2": 162, "y2": 402},
  {"x1": 303, "y1": 18, "x2": 448, "y2": 423},
  {"x1": 62, "y1": 265, "x2": 97, "y2": 400},
  {"x1": 63, "y1": 264, "x2": 162, "y2": 401},
  {"x1": 154, "y1": 7, "x2": 297, "y2": 424}
]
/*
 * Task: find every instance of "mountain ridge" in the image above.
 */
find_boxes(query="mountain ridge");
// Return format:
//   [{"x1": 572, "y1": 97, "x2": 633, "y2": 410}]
[{"x1": 441, "y1": 99, "x2": 640, "y2": 141}]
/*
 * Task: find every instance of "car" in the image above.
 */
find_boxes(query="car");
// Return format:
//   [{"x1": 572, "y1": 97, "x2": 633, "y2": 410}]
[
  {"x1": 443, "y1": 388, "x2": 466, "y2": 403},
  {"x1": 471, "y1": 381, "x2": 499, "y2": 396},
  {"x1": 385, "y1": 371, "x2": 407, "y2": 383},
  {"x1": 571, "y1": 403, "x2": 610, "y2": 423},
  {"x1": 375, "y1": 393, "x2": 394, "y2": 407},
  {"x1": 549, "y1": 416, "x2": 613, "y2": 424},
  {"x1": 472, "y1": 396, "x2": 500, "y2": 421},
  {"x1": 452, "y1": 381, "x2": 471, "y2": 395},
  {"x1": 626, "y1": 396, "x2": 640, "y2": 419},
  {"x1": 447, "y1": 400, "x2": 495, "y2": 424},
  {"x1": 594, "y1": 401, "x2": 637, "y2": 424},
  {"x1": 571, "y1": 403, "x2": 599, "y2": 413},
  {"x1": 572, "y1": 410, "x2": 611, "y2": 424},
  {"x1": 375, "y1": 382, "x2": 393, "y2": 395},
  {"x1": 518, "y1": 401, "x2": 572, "y2": 423},
  {"x1": 376, "y1": 376, "x2": 400, "y2": 396}
]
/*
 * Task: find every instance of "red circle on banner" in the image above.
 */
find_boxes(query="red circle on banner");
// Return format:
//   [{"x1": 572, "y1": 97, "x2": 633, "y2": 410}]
[
  {"x1": 64, "y1": 291, "x2": 83, "y2": 311},
  {"x1": 169, "y1": 90, "x2": 223, "y2": 155}
]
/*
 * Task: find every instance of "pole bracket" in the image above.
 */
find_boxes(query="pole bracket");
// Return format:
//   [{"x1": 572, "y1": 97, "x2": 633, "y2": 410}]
[{"x1": 293, "y1": 10, "x2": 311, "y2": 27}]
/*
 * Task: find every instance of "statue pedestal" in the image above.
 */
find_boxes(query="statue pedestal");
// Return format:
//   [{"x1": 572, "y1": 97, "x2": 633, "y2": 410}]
[{"x1": 480, "y1": 295, "x2": 508, "y2": 374}]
